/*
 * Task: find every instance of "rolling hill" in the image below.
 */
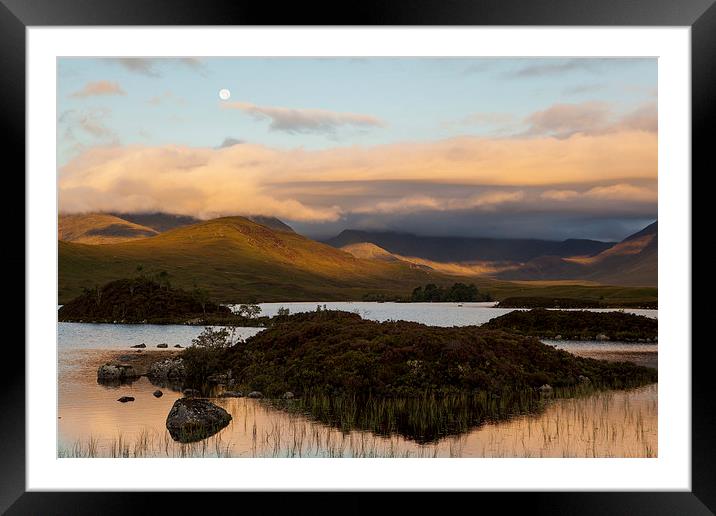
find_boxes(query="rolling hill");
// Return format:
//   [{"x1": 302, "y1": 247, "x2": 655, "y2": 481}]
[
  {"x1": 497, "y1": 222, "x2": 657, "y2": 287},
  {"x1": 58, "y1": 216, "x2": 452, "y2": 303},
  {"x1": 58, "y1": 213, "x2": 159, "y2": 244},
  {"x1": 58, "y1": 216, "x2": 658, "y2": 304}
]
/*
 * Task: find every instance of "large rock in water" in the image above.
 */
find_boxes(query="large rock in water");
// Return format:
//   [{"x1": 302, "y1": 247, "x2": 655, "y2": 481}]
[{"x1": 166, "y1": 398, "x2": 232, "y2": 443}]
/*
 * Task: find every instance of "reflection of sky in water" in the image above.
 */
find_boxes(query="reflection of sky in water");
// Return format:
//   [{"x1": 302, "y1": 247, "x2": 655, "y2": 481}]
[{"x1": 58, "y1": 303, "x2": 658, "y2": 457}]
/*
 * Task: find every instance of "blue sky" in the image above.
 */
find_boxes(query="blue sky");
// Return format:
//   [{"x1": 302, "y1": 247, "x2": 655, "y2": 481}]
[{"x1": 57, "y1": 57, "x2": 657, "y2": 240}]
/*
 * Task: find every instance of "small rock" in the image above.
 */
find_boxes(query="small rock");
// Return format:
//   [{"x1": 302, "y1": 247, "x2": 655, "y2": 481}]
[
  {"x1": 183, "y1": 388, "x2": 200, "y2": 397},
  {"x1": 131, "y1": 343, "x2": 146, "y2": 348},
  {"x1": 157, "y1": 343, "x2": 168, "y2": 348},
  {"x1": 118, "y1": 355, "x2": 132, "y2": 361},
  {"x1": 174, "y1": 344, "x2": 183, "y2": 348},
  {"x1": 117, "y1": 396, "x2": 135, "y2": 403},
  {"x1": 578, "y1": 375, "x2": 591, "y2": 384},
  {"x1": 97, "y1": 363, "x2": 140, "y2": 382},
  {"x1": 281, "y1": 391, "x2": 295, "y2": 400},
  {"x1": 247, "y1": 391, "x2": 263, "y2": 399},
  {"x1": 595, "y1": 334, "x2": 610, "y2": 341},
  {"x1": 135, "y1": 350, "x2": 143, "y2": 353},
  {"x1": 538, "y1": 384, "x2": 553, "y2": 396},
  {"x1": 153, "y1": 390, "x2": 163, "y2": 398},
  {"x1": 554, "y1": 335, "x2": 562, "y2": 340},
  {"x1": 219, "y1": 391, "x2": 243, "y2": 398}
]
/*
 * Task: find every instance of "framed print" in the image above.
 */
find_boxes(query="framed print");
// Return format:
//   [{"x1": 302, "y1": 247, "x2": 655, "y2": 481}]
[{"x1": 4, "y1": 0, "x2": 711, "y2": 513}]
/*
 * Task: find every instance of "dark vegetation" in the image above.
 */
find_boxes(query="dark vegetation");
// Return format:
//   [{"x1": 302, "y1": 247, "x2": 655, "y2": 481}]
[
  {"x1": 57, "y1": 276, "x2": 264, "y2": 325},
  {"x1": 207, "y1": 310, "x2": 656, "y2": 398},
  {"x1": 483, "y1": 309, "x2": 658, "y2": 341},
  {"x1": 177, "y1": 310, "x2": 656, "y2": 442},
  {"x1": 410, "y1": 282, "x2": 492, "y2": 302},
  {"x1": 497, "y1": 296, "x2": 657, "y2": 309}
]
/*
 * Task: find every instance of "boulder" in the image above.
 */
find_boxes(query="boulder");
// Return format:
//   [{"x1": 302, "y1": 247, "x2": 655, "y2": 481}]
[
  {"x1": 219, "y1": 391, "x2": 243, "y2": 398},
  {"x1": 97, "y1": 363, "x2": 140, "y2": 382},
  {"x1": 578, "y1": 375, "x2": 591, "y2": 384},
  {"x1": 131, "y1": 343, "x2": 146, "y2": 348},
  {"x1": 554, "y1": 335, "x2": 562, "y2": 341},
  {"x1": 538, "y1": 384, "x2": 553, "y2": 396},
  {"x1": 280, "y1": 391, "x2": 294, "y2": 400},
  {"x1": 157, "y1": 343, "x2": 168, "y2": 348},
  {"x1": 148, "y1": 357, "x2": 186, "y2": 381},
  {"x1": 595, "y1": 334, "x2": 610, "y2": 341},
  {"x1": 117, "y1": 396, "x2": 135, "y2": 403},
  {"x1": 166, "y1": 398, "x2": 232, "y2": 443},
  {"x1": 153, "y1": 390, "x2": 163, "y2": 398},
  {"x1": 247, "y1": 391, "x2": 263, "y2": 399}
]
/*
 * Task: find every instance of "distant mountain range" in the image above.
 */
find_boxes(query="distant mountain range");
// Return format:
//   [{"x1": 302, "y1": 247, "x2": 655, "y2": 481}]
[
  {"x1": 324, "y1": 230, "x2": 615, "y2": 263},
  {"x1": 57, "y1": 212, "x2": 657, "y2": 302},
  {"x1": 496, "y1": 222, "x2": 657, "y2": 286}
]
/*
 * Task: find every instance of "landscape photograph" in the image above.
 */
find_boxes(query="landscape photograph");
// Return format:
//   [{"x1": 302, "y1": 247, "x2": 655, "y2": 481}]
[{"x1": 57, "y1": 56, "x2": 658, "y2": 458}]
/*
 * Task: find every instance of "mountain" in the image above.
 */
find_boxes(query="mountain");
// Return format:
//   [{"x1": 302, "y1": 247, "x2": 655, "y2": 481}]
[
  {"x1": 58, "y1": 216, "x2": 450, "y2": 303},
  {"x1": 111, "y1": 212, "x2": 199, "y2": 233},
  {"x1": 244, "y1": 215, "x2": 294, "y2": 233},
  {"x1": 325, "y1": 230, "x2": 614, "y2": 263},
  {"x1": 63, "y1": 212, "x2": 295, "y2": 244},
  {"x1": 497, "y1": 222, "x2": 657, "y2": 286},
  {"x1": 340, "y1": 242, "x2": 401, "y2": 262},
  {"x1": 58, "y1": 213, "x2": 159, "y2": 244}
]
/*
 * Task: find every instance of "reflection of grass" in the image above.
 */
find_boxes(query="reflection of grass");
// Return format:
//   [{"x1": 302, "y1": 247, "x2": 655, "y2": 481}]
[
  {"x1": 58, "y1": 428, "x2": 233, "y2": 458},
  {"x1": 57, "y1": 385, "x2": 657, "y2": 458}
]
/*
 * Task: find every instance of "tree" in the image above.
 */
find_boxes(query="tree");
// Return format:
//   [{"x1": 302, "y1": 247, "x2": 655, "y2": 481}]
[{"x1": 237, "y1": 303, "x2": 262, "y2": 319}]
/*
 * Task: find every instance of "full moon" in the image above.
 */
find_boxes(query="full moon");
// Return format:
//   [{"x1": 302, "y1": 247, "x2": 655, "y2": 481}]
[{"x1": 218, "y1": 88, "x2": 231, "y2": 100}]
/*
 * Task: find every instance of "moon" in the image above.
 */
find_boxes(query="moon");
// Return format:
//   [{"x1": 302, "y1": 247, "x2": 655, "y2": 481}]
[{"x1": 218, "y1": 88, "x2": 231, "y2": 101}]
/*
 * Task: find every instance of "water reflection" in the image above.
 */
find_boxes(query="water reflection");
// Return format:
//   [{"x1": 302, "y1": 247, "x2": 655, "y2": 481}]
[{"x1": 59, "y1": 347, "x2": 657, "y2": 457}]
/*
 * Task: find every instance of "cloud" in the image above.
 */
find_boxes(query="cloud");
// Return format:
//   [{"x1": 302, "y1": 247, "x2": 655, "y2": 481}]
[
  {"x1": 541, "y1": 184, "x2": 656, "y2": 204},
  {"x1": 584, "y1": 183, "x2": 657, "y2": 203},
  {"x1": 59, "y1": 108, "x2": 116, "y2": 140},
  {"x1": 58, "y1": 127, "x2": 656, "y2": 223},
  {"x1": 541, "y1": 190, "x2": 580, "y2": 201},
  {"x1": 463, "y1": 190, "x2": 525, "y2": 209},
  {"x1": 222, "y1": 101, "x2": 385, "y2": 135},
  {"x1": 563, "y1": 83, "x2": 605, "y2": 96},
  {"x1": 523, "y1": 102, "x2": 612, "y2": 139},
  {"x1": 505, "y1": 58, "x2": 650, "y2": 78},
  {"x1": 147, "y1": 90, "x2": 185, "y2": 106},
  {"x1": 523, "y1": 101, "x2": 657, "y2": 139},
  {"x1": 618, "y1": 102, "x2": 658, "y2": 133},
  {"x1": 215, "y1": 137, "x2": 245, "y2": 149},
  {"x1": 70, "y1": 81, "x2": 126, "y2": 98},
  {"x1": 354, "y1": 196, "x2": 442, "y2": 214},
  {"x1": 105, "y1": 58, "x2": 207, "y2": 77}
]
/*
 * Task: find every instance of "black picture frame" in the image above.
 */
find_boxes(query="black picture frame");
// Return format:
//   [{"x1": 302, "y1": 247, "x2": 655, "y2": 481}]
[{"x1": 3, "y1": 1, "x2": 709, "y2": 513}]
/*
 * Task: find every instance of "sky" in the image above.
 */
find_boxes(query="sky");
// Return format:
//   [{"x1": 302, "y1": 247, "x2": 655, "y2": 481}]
[{"x1": 57, "y1": 57, "x2": 657, "y2": 241}]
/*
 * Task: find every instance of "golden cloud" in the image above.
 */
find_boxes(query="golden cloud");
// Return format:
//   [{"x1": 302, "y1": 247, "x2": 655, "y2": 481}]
[{"x1": 58, "y1": 130, "x2": 656, "y2": 221}]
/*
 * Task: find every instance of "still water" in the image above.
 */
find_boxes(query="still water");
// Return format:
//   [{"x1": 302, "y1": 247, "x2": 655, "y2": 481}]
[{"x1": 58, "y1": 303, "x2": 657, "y2": 458}]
